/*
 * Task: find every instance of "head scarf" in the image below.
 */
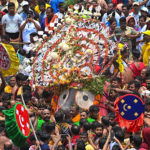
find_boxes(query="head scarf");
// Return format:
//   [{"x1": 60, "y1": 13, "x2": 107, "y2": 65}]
[{"x1": 126, "y1": 16, "x2": 135, "y2": 25}]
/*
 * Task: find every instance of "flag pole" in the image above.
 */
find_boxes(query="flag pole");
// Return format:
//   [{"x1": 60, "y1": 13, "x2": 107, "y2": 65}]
[{"x1": 21, "y1": 94, "x2": 41, "y2": 150}]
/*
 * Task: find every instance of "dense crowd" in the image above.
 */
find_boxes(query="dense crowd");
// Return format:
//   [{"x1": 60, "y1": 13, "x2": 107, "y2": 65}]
[{"x1": 0, "y1": 0, "x2": 150, "y2": 150}]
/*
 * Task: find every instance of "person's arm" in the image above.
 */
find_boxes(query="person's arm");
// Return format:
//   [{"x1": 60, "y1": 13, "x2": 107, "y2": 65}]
[
  {"x1": 112, "y1": 88, "x2": 134, "y2": 94},
  {"x1": 139, "y1": 0, "x2": 149, "y2": 6},
  {"x1": 29, "y1": 18, "x2": 41, "y2": 30},
  {"x1": 88, "y1": 130, "x2": 98, "y2": 150},
  {"x1": 51, "y1": 135, "x2": 61, "y2": 150},
  {"x1": 67, "y1": 135, "x2": 73, "y2": 150},
  {"x1": 20, "y1": 19, "x2": 28, "y2": 31},
  {"x1": 102, "y1": 126, "x2": 111, "y2": 150},
  {"x1": 113, "y1": 136, "x2": 124, "y2": 150}
]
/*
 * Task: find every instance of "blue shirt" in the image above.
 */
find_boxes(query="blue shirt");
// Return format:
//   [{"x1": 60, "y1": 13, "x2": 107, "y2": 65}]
[
  {"x1": 41, "y1": 17, "x2": 51, "y2": 31},
  {"x1": 50, "y1": 0, "x2": 64, "y2": 14},
  {"x1": 20, "y1": 12, "x2": 27, "y2": 21},
  {"x1": 39, "y1": 12, "x2": 46, "y2": 24}
]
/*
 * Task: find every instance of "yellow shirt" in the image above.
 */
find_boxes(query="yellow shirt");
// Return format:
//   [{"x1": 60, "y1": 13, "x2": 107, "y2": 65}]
[
  {"x1": 142, "y1": 42, "x2": 150, "y2": 66},
  {"x1": 35, "y1": 3, "x2": 51, "y2": 14},
  {"x1": 4, "y1": 85, "x2": 12, "y2": 93}
]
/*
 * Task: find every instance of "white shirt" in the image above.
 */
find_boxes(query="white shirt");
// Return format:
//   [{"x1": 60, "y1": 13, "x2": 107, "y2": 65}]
[
  {"x1": 2, "y1": 13, "x2": 23, "y2": 33},
  {"x1": 102, "y1": 12, "x2": 120, "y2": 26},
  {"x1": 136, "y1": 24, "x2": 147, "y2": 52},
  {"x1": 21, "y1": 20, "x2": 40, "y2": 43}
]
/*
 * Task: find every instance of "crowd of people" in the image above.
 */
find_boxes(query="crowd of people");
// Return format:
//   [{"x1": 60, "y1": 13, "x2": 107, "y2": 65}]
[{"x1": 0, "y1": 0, "x2": 150, "y2": 150}]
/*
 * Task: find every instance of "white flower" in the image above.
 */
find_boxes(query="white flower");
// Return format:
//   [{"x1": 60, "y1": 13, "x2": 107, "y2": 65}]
[
  {"x1": 65, "y1": 17, "x2": 72, "y2": 24},
  {"x1": 86, "y1": 49, "x2": 93, "y2": 55},
  {"x1": 59, "y1": 42, "x2": 70, "y2": 51},
  {"x1": 51, "y1": 52, "x2": 59, "y2": 60},
  {"x1": 57, "y1": 23, "x2": 61, "y2": 27},
  {"x1": 43, "y1": 34, "x2": 47, "y2": 39},
  {"x1": 48, "y1": 30, "x2": 53, "y2": 34},
  {"x1": 61, "y1": 19, "x2": 64, "y2": 22},
  {"x1": 38, "y1": 38, "x2": 43, "y2": 42},
  {"x1": 32, "y1": 84, "x2": 36, "y2": 89},
  {"x1": 54, "y1": 27, "x2": 57, "y2": 31}
]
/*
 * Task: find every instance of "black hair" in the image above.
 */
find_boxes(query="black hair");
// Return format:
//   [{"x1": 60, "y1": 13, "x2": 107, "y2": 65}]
[
  {"x1": 132, "y1": 50, "x2": 141, "y2": 59},
  {"x1": 23, "y1": 93, "x2": 32, "y2": 103},
  {"x1": 16, "y1": 73, "x2": 24, "y2": 81},
  {"x1": 8, "y1": 2, "x2": 15, "y2": 8},
  {"x1": 135, "y1": 76, "x2": 143, "y2": 82},
  {"x1": 38, "y1": 1, "x2": 45, "y2": 6},
  {"x1": 39, "y1": 131, "x2": 50, "y2": 142},
  {"x1": 119, "y1": 17, "x2": 126, "y2": 23},
  {"x1": 89, "y1": 105, "x2": 99, "y2": 113},
  {"x1": 96, "y1": 122, "x2": 104, "y2": 129},
  {"x1": 112, "y1": 145, "x2": 121, "y2": 150},
  {"x1": 19, "y1": 142, "x2": 30, "y2": 150},
  {"x1": 112, "y1": 77, "x2": 121, "y2": 83},
  {"x1": 115, "y1": 130, "x2": 125, "y2": 142},
  {"x1": 91, "y1": 121, "x2": 100, "y2": 130},
  {"x1": 128, "y1": 80, "x2": 141, "y2": 90},
  {"x1": 112, "y1": 126, "x2": 122, "y2": 133},
  {"x1": 23, "y1": 85, "x2": 31, "y2": 93},
  {"x1": 2, "y1": 93, "x2": 12, "y2": 101},
  {"x1": 80, "y1": 118, "x2": 88, "y2": 127},
  {"x1": 46, "y1": 7, "x2": 54, "y2": 12},
  {"x1": 1, "y1": 35, "x2": 10, "y2": 42},
  {"x1": 80, "y1": 132, "x2": 88, "y2": 136},
  {"x1": 109, "y1": 18, "x2": 117, "y2": 25},
  {"x1": 133, "y1": 135, "x2": 142, "y2": 148},
  {"x1": 54, "y1": 110, "x2": 64, "y2": 122},
  {"x1": 102, "y1": 116, "x2": 110, "y2": 126},
  {"x1": 83, "y1": 121, "x2": 91, "y2": 131},
  {"x1": 42, "y1": 122, "x2": 55, "y2": 133},
  {"x1": 77, "y1": 140, "x2": 86, "y2": 150},
  {"x1": 30, "y1": 32, "x2": 38, "y2": 37},
  {"x1": 139, "y1": 15, "x2": 146, "y2": 21},
  {"x1": 108, "y1": 112, "x2": 115, "y2": 119},
  {"x1": 59, "y1": 2, "x2": 64, "y2": 7},
  {"x1": 56, "y1": 146, "x2": 66, "y2": 150},
  {"x1": 99, "y1": 137, "x2": 107, "y2": 149},
  {"x1": 71, "y1": 124, "x2": 80, "y2": 135}
]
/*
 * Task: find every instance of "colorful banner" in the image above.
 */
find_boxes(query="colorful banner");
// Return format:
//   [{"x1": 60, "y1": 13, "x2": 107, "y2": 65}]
[
  {"x1": 3, "y1": 103, "x2": 30, "y2": 146},
  {"x1": 0, "y1": 43, "x2": 19, "y2": 77},
  {"x1": 114, "y1": 94, "x2": 145, "y2": 132}
]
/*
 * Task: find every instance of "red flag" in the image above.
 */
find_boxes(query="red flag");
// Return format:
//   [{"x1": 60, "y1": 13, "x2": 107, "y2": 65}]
[{"x1": 114, "y1": 94, "x2": 145, "y2": 132}]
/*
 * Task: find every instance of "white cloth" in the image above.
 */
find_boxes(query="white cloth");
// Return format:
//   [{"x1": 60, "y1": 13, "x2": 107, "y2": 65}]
[
  {"x1": 2, "y1": 13, "x2": 23, "y2": 33},
  {"x1": 21, "y1": 20, "x2": 40, "y2": 43},
  {"x1": 136, "y1": 24, "x2": 147, "y2": 52},
  {"x1": 129, "y1": 12, "x2": 141, "y2": 25}
]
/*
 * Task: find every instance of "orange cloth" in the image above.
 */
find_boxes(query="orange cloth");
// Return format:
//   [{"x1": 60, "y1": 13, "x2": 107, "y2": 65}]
[
  {"x1": 72, "y1": 114, "x2": 81, "y2": 123},
  {"x1": 45, "y1": 15, "x2": 58, "y2": 32}
]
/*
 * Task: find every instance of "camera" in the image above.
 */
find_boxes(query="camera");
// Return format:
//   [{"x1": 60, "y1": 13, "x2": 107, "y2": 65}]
[{"x1": 27, "y1": 14, "x2": 31, "y2": 18}]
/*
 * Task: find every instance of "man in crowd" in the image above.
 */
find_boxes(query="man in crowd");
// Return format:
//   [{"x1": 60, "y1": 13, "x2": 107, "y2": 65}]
[{"x1": 2, "y1": 2, "x2": 22, "y2": 43}]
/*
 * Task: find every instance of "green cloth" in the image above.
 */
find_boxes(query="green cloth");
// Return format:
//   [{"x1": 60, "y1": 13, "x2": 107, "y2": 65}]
[
  {"x1": 36, "y1": 117, "x2": 51, "y2": 130},
  {"x1": 2, "y1": 103, "x2": 30, "y2": 147},
  {"x1": 74, "y1": 118, "x2": 95, "y2": 126}
]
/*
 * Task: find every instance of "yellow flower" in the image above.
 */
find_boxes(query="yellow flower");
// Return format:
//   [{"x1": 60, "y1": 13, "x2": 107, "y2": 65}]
[{"x1": 53, "y1": 65, "x2": 59, "y2": 69}]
